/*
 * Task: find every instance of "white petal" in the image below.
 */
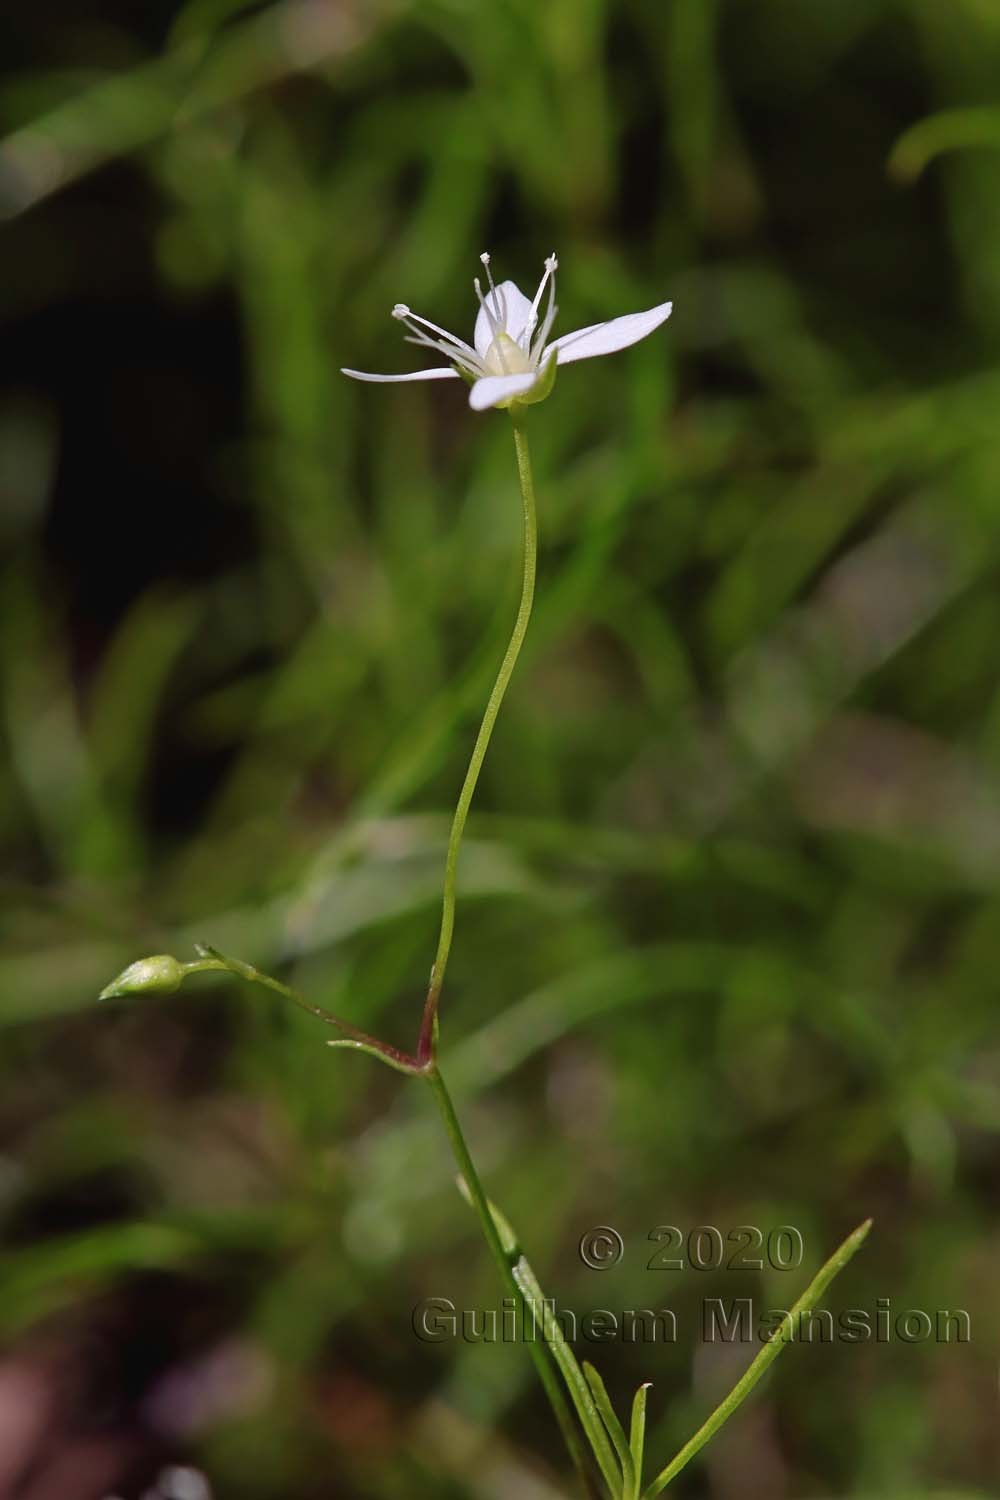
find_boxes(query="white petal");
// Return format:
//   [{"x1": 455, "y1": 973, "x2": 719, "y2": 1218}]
[
  {"x1": 468, "y1": 371, "x2": 539, "y2": 411},
  {"x1": 546, "y1": 300, "x2": 673, "y2": 366},
  {"x1": 474, "y1": 280, "x2": 535, "y2": 356},
  {"x1": 341, "y1": 366, "x2": 460, "y2": 383}
]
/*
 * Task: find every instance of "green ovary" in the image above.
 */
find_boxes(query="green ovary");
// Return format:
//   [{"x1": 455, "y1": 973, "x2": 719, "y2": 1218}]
[{"x1": 484, "y1": 332, "x2": 534, "y2": 376}]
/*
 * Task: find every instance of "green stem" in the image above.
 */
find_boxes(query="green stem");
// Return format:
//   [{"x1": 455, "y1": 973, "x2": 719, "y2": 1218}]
[
  {"x1": 424, "y1": 1063, "x2": 599, "y2": 1497},
  {"x1": 417, "y1": 421, "x2": 610, "y2": 1491},
  {"x1": 418, "y1": 413, "x2": 537, "y2": 1062}
]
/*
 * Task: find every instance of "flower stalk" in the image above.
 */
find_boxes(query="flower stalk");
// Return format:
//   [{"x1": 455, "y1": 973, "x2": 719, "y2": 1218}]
[{"x1": 418, "y1": 412, "x2": 538, "y2": 1063}]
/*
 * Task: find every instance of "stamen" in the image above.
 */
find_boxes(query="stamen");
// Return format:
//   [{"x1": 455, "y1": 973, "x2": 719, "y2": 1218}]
[
  {"x1": 474, "y1": 276, "x2": 509, "y2": 372},
  {"x1": 529, "y1": 255, "x2": 557, "y2": 319},
  {"x1": 392, "y1": 303, "x2": 477, "y2": 361},
  {"x1": 477, "y1": 251, "x2": 507, "y2": 333},
  {"x1": 531, "y1": 299, "x2": 559, "y2": 362},
  {"x1": 532, "y1": 309, "x2": 558, "y2": 362},
  {"x1": 530, "y1": 258, "x2": 559, "y2": 361},
  {"x1": 403, "y1": 334, "x2": 483, "y2": 378},
  {"x1": 523, "y1": 252, "x2": 558, "y2": 351},
  {"x1": 474, "y1": 276, "x2": 501, "y2": 337},
  {"x1": 479, "y1": 252, "x2": 497, "y2": 300}
]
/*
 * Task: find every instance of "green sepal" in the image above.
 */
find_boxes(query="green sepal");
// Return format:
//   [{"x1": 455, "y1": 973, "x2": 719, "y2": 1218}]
[
  {"x1": 510, "y1": 351, "x2": 557, "y2": 409},
  {"x1": 454, "y1": 351, "x2": 558, "y2": 410}
]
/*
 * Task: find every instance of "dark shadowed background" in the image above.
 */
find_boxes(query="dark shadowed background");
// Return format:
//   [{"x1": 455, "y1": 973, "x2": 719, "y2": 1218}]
[{"x1": 1, "y1": 1, "x2": 998, "y2": 1496}]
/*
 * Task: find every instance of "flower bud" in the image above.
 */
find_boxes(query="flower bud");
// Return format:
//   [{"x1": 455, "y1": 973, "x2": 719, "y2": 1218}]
[{"x1": 99, "y1": 954, "x2": 185, "y2": 1000}]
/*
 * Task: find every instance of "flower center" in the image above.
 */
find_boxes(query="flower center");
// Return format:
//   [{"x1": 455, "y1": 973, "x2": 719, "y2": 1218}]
[{"x1": 484, "y1": 332, "x2": 534, "y2": 377}]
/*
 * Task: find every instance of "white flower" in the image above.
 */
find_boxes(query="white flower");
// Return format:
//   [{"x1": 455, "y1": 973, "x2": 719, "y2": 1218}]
[{"x1": 341, "y1": 252, "x2": 673, "y2": 412}]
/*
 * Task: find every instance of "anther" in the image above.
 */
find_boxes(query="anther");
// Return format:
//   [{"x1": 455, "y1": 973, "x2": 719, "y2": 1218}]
[{"x1": 392, "y1": 303, "x2": 410, "y2": 319}]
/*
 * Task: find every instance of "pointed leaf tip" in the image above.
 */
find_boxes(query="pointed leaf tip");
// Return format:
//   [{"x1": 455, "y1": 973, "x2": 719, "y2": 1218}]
[{"x1": 629, "y1": 1382, "x2": 652, "y2": 1499}]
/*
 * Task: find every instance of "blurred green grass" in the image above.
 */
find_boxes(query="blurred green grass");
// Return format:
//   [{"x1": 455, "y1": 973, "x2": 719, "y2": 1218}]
[{"x1": 1, "y1": 0, "x2": 999, "y2": 1496}]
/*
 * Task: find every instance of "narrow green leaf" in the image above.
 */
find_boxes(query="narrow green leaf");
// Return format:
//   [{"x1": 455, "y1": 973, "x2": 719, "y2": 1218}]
[
  {"x1": 584, "y1": 1361, "x2": 635, "y2": 1499},
  {"x1": 452, "y1": 1176, "x2": 602, "y2": 1498},
  {"x1": 512, "y1": 1255, "x2": 622, "y2": 1497},
  {"x1": 325, "y1": 1037, "x2": 427, "y2": 1078},
  {"x1": 454, "y1": 1179, "x2": 621, "y2": 1497},
  {"x1": 642, "y1": 1218, "x2": 872, "y2": 1498},
  {"x1": 629, "y1": 1383, "x2": 652, "y2": 1500}
]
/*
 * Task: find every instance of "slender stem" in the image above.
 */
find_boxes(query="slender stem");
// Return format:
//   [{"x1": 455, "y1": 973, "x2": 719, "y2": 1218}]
[
  {"x1": 186, "y1": 949, "x2": 423, "y2": 1074},
  {"x1": 416, "y1": 421, "x2": 607, "y2": 1491},
  {"x1": 418, "y1": 413, "x2": 538, "y2": 1062},
  {"x1": 424, "y1": 1063, "x2": 599, "y2": 1497}
]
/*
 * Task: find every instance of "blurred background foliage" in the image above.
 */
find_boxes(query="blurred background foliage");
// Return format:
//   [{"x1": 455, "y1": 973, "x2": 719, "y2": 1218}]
[{"x1": 1, "y1": 0, "x2": 999, "y2": 1496}]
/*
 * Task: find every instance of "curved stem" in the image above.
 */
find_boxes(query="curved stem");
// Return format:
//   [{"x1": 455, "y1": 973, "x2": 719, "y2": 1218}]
[{"x1": 418, "y1": 414, "x2": 538, "y2": 1062}]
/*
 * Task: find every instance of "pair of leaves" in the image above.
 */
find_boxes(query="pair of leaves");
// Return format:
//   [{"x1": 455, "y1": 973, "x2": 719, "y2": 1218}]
[
  {"x1": 467, "y1": 1184, "x2": 871, "y2": 1500},
  {"x1": 583, "y1": 1364, "x2": 649, "y2": 1500}
]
